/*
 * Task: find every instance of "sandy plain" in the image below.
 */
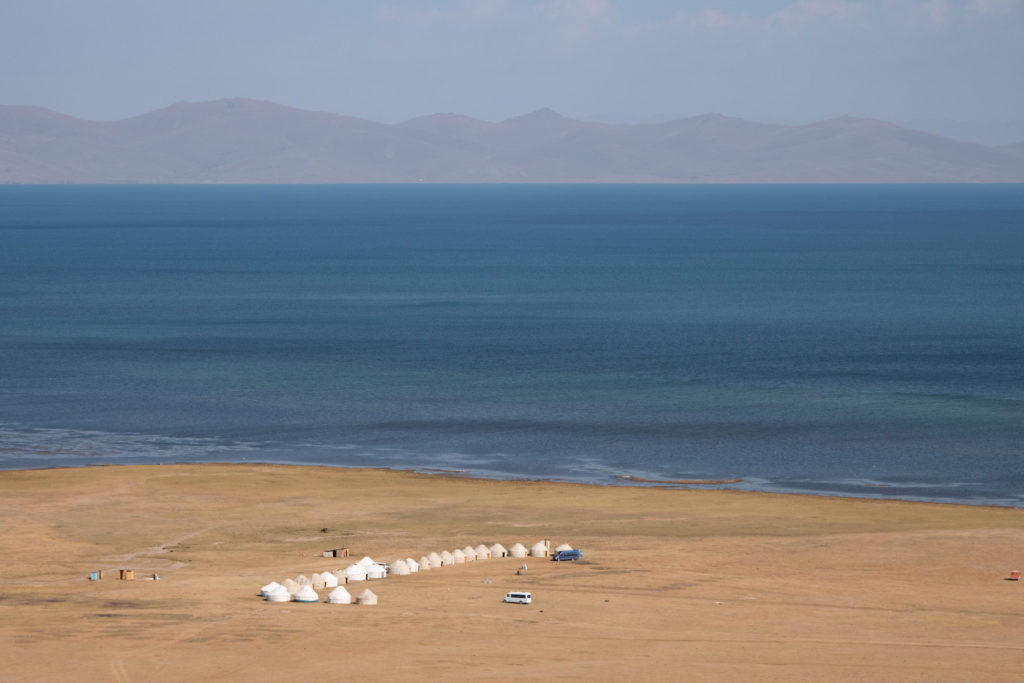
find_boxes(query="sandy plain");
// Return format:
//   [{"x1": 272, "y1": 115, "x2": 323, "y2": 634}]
[{"x1": 0, "y1": 464, "x2": 1022, "y2": 682}]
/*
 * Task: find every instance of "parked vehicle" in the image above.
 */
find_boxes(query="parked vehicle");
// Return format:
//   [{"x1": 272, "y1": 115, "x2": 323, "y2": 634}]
[
  {"x1": 552, "y1": 549, "x2": 582, "y2": 562},
  {"x1": 502, "y1": 591, "x2": 532, "y2": 604}
]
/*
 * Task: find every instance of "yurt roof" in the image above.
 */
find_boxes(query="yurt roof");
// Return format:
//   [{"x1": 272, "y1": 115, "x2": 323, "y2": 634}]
[
  {"x1": 509, "y1": 543, "x2": 527, "y2": 551},
  {"x1": 267, "y1": 585, "x2": 291, "y2": 602},
  {"x1": 260, "y1": 581, "x2": 280, "y2": 595},
  {"x1": 419, "y1": 556, "x2": 432, "y2": 570},
  {"x1": 356, "y1": 588, "x2": 378, "y2": 604},
  {"x1": 344, "y1": 563, "x2": 367, "y2": 576},
  {"x1": 366, "y1": 564, "x2": 387, "y2": 578},
  {"x1": 323, "y1": 572, "x2": 339, "y2": 587},
  {"x1": 327, "y1": 586, "x2": 351, "y2": 604},
  {"x1": 296, "y1": 574, "x2": 311, "y2": 586},
  {"x1": 530, "y1": 541, "x2": 548, "y2": 552},
  {"x1": 293, "y1": 585, "x2": 319, "y2": 602},
  {"x1": 452, "y1": 549, "x2": 466, "y2": 560},
  {"x1": 490, "y1": 543, "x2": 507, "y2": 552},
  {"x1": 474, "y1": 544, "x2": 490, "y2": 556},
  {"x1": 357, "y1": 556, "x2": 376, "y2": 568},
  {"x1": 440, "y1": 550, "x2": 454, "y2": 560},
  {"x1": 462, "y1": 546, "x2": 477, "y2": 557},
  {"x1": 405, "y1": 558, "x2": 419, "y2": 568},
  {"x1": 554, "y1": 543, "x2": 574, "y2": 552},
  {"x1": 389, "y1": 560, "x2": 410, "y2": 575}
]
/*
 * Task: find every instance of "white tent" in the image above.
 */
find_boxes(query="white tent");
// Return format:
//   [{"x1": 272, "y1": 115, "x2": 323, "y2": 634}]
[
  {"x1": 461, "y1": 546, "x2": 477, "y2": 561},
  {"x1": 282, "y1": 578, "x2": 300, "y2": 595},
  {"x1": 323, "y1": 572, "x2": 339, "y2": 588},
  {"x1": 427, "y1": 552, "x2": 443, "y2": 569},
  {"x1": 489, "y1": 543, "x2": 508, "y2": 558},
  {"x1": 266, "y1": 584, "x2": 291, "y2": 602},
  {"x1": 356, "y1": 588, "x2": 378, "y2": 605},
  {"x1": 440, "y1": 550, "x2": 455, "y2": 566},
  {"x1": 474, "y1": 544, "x2": 491, "y2": 559},
  {"x1": 389, "y1": 559, "x2": 411, "y2": 576},
  {"x1": 296, "y1": 574, "x2": 311, "y2": 586},
  {"x1": 344, "y1": 563, "x2": 368, "y2": 582},
  {"x1": 331, "y1": 569, "x2": 347, "y2": 584},
  {"x1": 508, "y1": 543, "x2": 528, "y2": 558},
  {"x1": 357, "y1": 556, "x2": 376, "y2": 569},
  {"x1": 405, "y1": 558, "x2": 420, "y2": 573},
  {"x1": 293, "y1": 585, "x2": 319, "y2": 603},
  {"x1": 554, "y1": 543, "x2": 573, "y2": 552},
  {"x1": 366, "y1": 564, "x2": 387, "y2": 580},
  {"x1": 419, "y1": 556, "x2": 433, "y2": 571},
  {"x1": 452, "y1": 549, "x2": 467, "y2": 564},
  {"x1": 530, "y1": 541, "x2": 549, "y2": 558},
  {"x1": 311, "y1": 573, "x2": 327, "y2": 590},
  {"x1": 327, "y1": 585, "x2": 352, "y2": 604},
  {"x1": 260, "y1": 581, "x2": 281, "y2": 597}
]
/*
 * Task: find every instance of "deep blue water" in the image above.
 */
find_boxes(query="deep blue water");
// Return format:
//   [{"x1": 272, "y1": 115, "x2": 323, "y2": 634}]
[{"x1": 1, "y1": 184, "x2": 1022, "y2": 505}]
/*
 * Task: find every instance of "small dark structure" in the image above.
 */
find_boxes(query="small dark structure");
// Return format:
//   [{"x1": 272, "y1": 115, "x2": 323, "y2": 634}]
[{"x1": 323, "y1": 547, "x2": 350, "y2": 558}]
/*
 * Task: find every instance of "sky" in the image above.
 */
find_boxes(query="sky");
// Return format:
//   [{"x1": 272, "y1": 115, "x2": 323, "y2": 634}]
[{"x1": 1, "y1": 0, "x2": 1022, "y2": 124}]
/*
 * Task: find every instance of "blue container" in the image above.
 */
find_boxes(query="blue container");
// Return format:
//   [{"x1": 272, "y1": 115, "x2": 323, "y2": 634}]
[{"x1": 89, "y1": 572, "x2": 99, "y2": 581}]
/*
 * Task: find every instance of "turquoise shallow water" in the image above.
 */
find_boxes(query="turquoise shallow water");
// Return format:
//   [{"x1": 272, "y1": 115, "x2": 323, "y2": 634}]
[{"x1": 0, "y1": 184, "x2": 1022, "y2": 504}]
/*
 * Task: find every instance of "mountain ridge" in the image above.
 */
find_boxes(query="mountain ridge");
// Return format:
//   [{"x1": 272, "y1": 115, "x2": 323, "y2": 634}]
[{"x1": 2, "y1": 99, "x2": 1023, "y2": 183}]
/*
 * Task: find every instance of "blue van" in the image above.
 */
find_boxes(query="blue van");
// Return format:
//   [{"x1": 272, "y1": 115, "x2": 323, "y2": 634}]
[{"x1": 552, "y1": 549, "x2": 582, "y2": 562}]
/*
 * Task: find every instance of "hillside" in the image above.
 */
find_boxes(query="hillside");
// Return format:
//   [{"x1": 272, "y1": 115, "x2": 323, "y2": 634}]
[{"x1": 2, "y1": 99, "x2": 1023, "y2": 183}]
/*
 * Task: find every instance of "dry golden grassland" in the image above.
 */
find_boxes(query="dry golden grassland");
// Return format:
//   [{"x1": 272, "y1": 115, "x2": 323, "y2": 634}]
[{"x1": 1, "y1": 464, "x2": 1022, "y2": 681}]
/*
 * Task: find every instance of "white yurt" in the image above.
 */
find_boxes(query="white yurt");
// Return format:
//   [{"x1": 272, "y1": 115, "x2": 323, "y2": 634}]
[
  {"x1": 266, "y1": 584, "x2": 291, "y2": 602},
  {"x1": 461, "y1": 546, "x2": 477, "y2": 561},
  {"x1": 389, "y1": 559, "x2": 411, "y2": 576},
  {"x1": 508, "y1": 543, "x2": 528, "y2": 558},
  {"x1": 331, "y1": 569, "x2": 347, "y2": 584},
  {"x1": 344, "y1": 563, "x2": 368, "y2": 582},
  {"x1": 296, "y1": 574, "x2": 311, "y2": 586},
  {"x1": 357, "y1": 556, "x2": 376, "y2": 569},
  {"x1": 356, "y1": 588, "x2": 378, "y2": 605},
  {"x1": 405, "y1": 558, "x2": 420, "y2": 573},
  {"x1": 260, "y1": 581, "x2": 281, "y2": 597},
  {"x1": 440, "y1": 550, "x2": 455, "y2": 566},
  {"x1": 489, "y1": 543, "x2": 508, "y2": 558},
  {"x1": 311, "y1": 573, "x2": 327, "y2": 590},
  {"x1": 366, "y1": 563, "x2": 387, "y2": 580},
  {"x1": 419, "y1": 556, "x2": 433, "y2": 571},
  {"x1": 554, "y1": 543, "x2": 573, "y2": 552},
  {"x1": 327, "y1": 585, "x2": 352, "y2": 604},
  {"x1": 427, "y1": 552, "x2": 443, "y2": 569},
  {"x1": 323, "y1": 571, "x2": 339, "y2": 588},
  {"x1": 530, "y1": 541, "x2": 549, "y2": 558},
  {"x1": 474, "y1": 544, "x2": 491, "y2": 559},
  {"x1": 452, "y1": 549, "x2": 467, "y2": 564},
  {"x1": 293, "y1": 585, "x2": 319, "y2": 603},
  {"x1": 282, "y1": 578, "x2": 300, "y2": 595}
]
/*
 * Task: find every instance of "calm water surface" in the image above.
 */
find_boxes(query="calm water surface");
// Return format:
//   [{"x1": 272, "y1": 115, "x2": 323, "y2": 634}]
[{"x1": 1, "y1": 184, "x2": 1021, "y2": 505}]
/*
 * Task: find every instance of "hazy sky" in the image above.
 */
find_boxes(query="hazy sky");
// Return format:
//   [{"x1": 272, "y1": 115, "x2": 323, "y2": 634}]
[{"x1": 1, "y1": 0, "x2": 1022, "y2": 123}]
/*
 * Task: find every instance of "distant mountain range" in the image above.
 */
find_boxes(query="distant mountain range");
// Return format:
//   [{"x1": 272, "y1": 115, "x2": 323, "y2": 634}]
[{"x1": 2, "y1": 99, "x2": 1023, "y2": 183}]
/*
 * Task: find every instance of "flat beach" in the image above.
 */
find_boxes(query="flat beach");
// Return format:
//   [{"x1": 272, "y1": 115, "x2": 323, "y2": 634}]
[{"x1": 1, "y1": 464, "x2": 1022, "y2": 681}]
